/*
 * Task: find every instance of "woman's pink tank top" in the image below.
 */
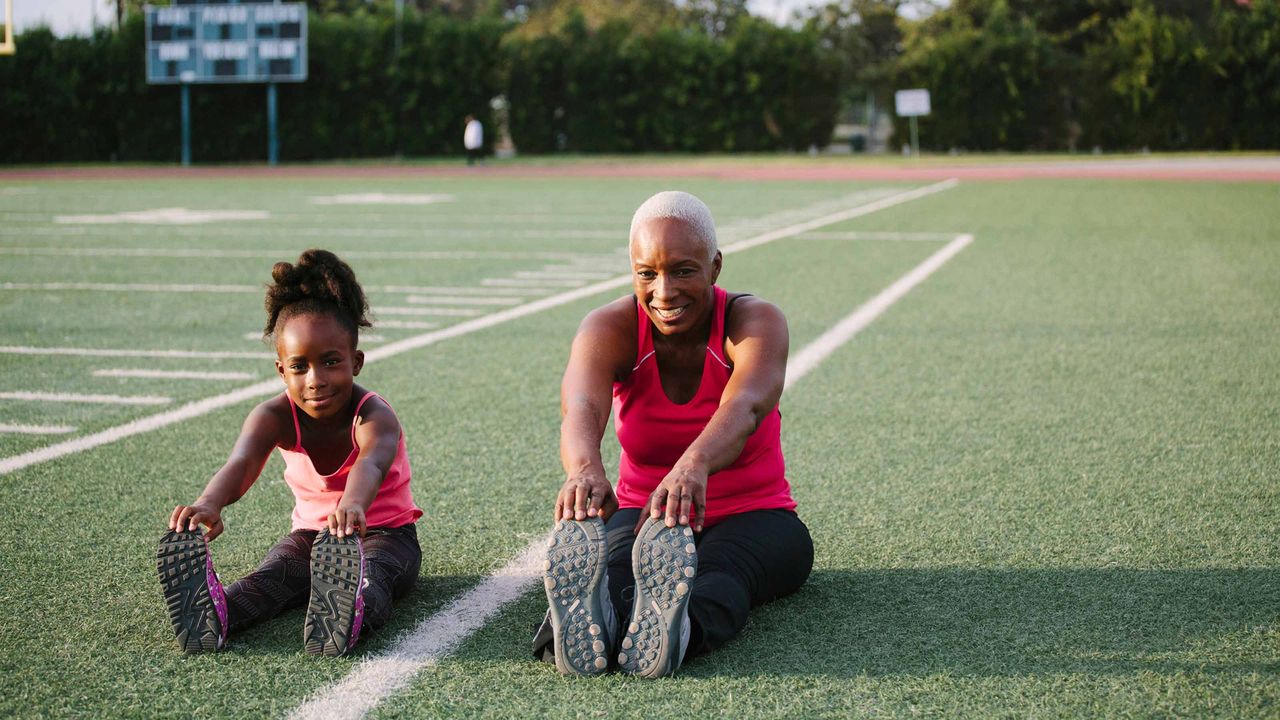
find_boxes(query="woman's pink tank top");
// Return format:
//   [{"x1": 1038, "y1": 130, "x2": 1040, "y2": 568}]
[
  {"x1": 279, "y1": 391, "x2": 422, "y2": 531},
  {"x1": 612, "y1": 286, "x2": 796, "y2": 528}
]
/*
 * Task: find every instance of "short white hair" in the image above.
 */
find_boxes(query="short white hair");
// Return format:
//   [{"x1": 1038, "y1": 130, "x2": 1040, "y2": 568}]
[{"x1": 629, "y1": 190, "x2": 718, "y2": 259}]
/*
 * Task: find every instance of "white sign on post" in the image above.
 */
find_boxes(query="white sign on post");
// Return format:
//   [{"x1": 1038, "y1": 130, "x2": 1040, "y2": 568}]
[
  {"x1": 895, "y1": 89, "x2": 931, "y2": 117},
  {"x1": 894, "y1": 88, "x2": 930, "y2": 157}
]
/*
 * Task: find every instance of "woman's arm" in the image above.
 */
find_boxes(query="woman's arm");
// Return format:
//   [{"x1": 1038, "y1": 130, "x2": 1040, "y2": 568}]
[
  {"x1": 168, "y1": 399, "x2": 288, "y2": 540},
  {"x1": 556, "y1": 299, "x2": 634, "y2": 523},
  {"x1": 331, "y1": 397, "x2": 402, "y2": 538},
  {"x1": 646, "y1": 297, "x2": 789, "y2": 531}
]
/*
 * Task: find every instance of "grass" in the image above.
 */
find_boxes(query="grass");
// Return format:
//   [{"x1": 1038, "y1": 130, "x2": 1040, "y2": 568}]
[{"x1": 0, "y1": 172, "x2": 1277, "y2": 718}]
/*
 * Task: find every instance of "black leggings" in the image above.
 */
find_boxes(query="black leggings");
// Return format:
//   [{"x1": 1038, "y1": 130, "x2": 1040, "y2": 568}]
[
  {"x1": 534, "y1": 508, "x2": 813, "y2": 662},
  {"x1": 224, "y1": 524, "x2": 421, "y2": 634}
]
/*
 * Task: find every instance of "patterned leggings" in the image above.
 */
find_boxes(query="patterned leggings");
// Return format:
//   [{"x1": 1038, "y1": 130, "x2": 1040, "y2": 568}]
[{"x1": 224, "y1": 524, "x2": 421, "y2": 634}]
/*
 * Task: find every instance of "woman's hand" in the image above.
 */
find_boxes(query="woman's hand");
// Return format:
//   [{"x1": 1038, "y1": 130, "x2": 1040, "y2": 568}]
[
  {"x1": 169, "y1": 502, "x2": 225, "y2": 540},
  {"x1": 555, "y1": 470, "x2": 618, "y2": 523},
  {"x1": 328, "y1": 503, "x2": 367, "y2": 539},
  {"x1": 645, "y1": 461, "x2": 708, "y2": 532}
]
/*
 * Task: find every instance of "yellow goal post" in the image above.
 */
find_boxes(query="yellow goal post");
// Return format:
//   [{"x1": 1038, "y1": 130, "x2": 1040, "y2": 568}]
[{"x1": 0, "y1": 0, "x2": 14, "y2": 56}]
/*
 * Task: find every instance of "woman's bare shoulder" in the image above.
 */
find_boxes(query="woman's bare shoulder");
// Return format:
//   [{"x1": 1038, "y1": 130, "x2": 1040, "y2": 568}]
[
  {"x1": 726, "y1": 293, "x2": 787, "y2": 334},
  {"x1": 577, "y1": 295, "x2": 637, "y2": 339}
]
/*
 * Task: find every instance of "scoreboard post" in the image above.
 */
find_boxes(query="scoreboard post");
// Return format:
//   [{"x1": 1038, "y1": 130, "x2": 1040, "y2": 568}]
[{"x1": 145, "y1": 1, "x2": 308, "y2": 166}]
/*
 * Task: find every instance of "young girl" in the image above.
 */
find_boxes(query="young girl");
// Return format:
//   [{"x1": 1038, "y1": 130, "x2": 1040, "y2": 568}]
[{"x1": 156, "y1": 249, "x2": 422, "y2": 656}]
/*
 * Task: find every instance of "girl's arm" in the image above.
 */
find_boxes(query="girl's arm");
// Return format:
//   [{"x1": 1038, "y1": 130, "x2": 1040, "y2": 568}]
[
  {"x1": 556, "y1": 299, "x2": 634, "y2": 523},
  {"x1": 169, "y1": 400, "x2": 287, "y2": 540},
  {"x1": 644, "y1": 297, "x2": 788, "y2": 532},
  {"x1": 330, "y1": 397, "x2": 402, "y2": 538}
]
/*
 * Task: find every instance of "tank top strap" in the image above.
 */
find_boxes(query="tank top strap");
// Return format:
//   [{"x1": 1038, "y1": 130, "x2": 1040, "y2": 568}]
[
  {"x1": 349, "y1": 391, "x2": 380, "y2": 446},
  {"x1": 706, "y1": 285, "x2": 730, "y2": 369},
  {"x1": 632, "y1": 295, "x2": 655, "y2": 371},
  {"x1": 286, "y1": 393, "x2": 303, "y2": 451}
]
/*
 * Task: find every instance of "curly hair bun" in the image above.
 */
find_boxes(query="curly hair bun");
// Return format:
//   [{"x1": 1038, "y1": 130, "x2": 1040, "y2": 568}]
[{"x1": 264, "y1": 249, "x2": 371, "y2": 339}]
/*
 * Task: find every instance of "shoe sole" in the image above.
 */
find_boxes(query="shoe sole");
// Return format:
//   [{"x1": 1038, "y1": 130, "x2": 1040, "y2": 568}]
[
  {"x1": 618, "y1": 520, "x2": 696, "y2": 678},
  {"x1": 544, "y1": 518, "x2": 611, "y2": 675},
  {"x1": 304, "y1": 531, "x2": 365, "y2": 656},
  {"x1": 157, "y1": 529, "x2": 226, "y2": 654}
]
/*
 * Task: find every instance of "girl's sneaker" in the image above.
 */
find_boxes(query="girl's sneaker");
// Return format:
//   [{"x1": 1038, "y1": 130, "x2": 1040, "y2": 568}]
[
  {"x1": 544, "y1": 518, "x2": 616, "y2": 675},
  {"x1": 618, "y1": 518, "x2": 696, "y2": 678},
  {"x1": 304, "y1": 530, "x2": 366, "y2": 656},
  {"x1": 156, "y1": 528, "x2": 228, "y2": 653}
]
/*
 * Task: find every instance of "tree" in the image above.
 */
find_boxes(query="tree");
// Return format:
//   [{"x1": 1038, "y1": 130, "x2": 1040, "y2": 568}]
[
  {"x1": 682, "y1": 0, "x2": 751, "y2": 38},
  {"x1": 894, "y1": 0, "x2": 1065, "y2": 149},
  {"x1": 508, "y1": 0, "x2": 679, "y2": 38},
  {"x1": 802, "y1": 0, "x2": 903, "y2": 120}
]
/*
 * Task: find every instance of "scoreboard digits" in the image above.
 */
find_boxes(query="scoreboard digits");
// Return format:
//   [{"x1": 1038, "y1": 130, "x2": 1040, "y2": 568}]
[{"x1": 145, "y1": 2, "x2": 308, "y2": 84}]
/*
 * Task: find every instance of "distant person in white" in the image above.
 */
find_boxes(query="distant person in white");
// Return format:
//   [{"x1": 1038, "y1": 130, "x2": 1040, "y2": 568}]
[{"x1": 464, "y1": 115, "x2": 483, "y2": 166}]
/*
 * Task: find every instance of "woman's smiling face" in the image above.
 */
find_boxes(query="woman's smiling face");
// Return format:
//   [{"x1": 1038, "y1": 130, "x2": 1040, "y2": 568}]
[{"x1": 630, "y1": 216, "x2": 722, "y2": 337}]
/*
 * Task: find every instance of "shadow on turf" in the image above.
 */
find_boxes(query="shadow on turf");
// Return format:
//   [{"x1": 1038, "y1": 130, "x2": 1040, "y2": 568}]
[
  {"x1": 271, "y1": 568, "x2": 1275, "y2": 676},
  {"x1": 686, "y1": 568, "x2": 1280, "y2": 678}
]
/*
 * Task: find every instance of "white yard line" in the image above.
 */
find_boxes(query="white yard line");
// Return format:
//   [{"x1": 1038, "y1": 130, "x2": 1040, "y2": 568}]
[
  {"x1": 1, "y1": 210, "x2": 611, "y2": 223},
  {"x1": 0, "y1": 380, "x2": 280, "y2": 475},
  {"x1": 379, "y1": 286, "x2": 536, "y2": 296},
  {"x1": 403, "y1": 296, "x2": 522, "y2": 307},
  {"x1": 92, "y1": 369, "x2": 255, "y2": 381},
  {"x1": 0, "y1": 391, "x2": 171, "y2": 405},
  {"x1": 236, "y1": 330, "x2": 391, "y2": 345},
  {"x1": 271, "y1": 212, "x2": 616, "y2": 223},
  {"x1": 375, "y1": 307, "x2": 483, "y2": 317},
  {"x1": 0, "y1": 423, "x2": 77, "y2": 435},
  {"x1": 309, "y1": 193, "x2": 456, "y2": 206},
  {"x1": 54, "y1": 208, "x2": 269, "y2": 225},
  {"x1": 513, "y1": 270, "x2": 615, "y2": 280},
  {"x1": 539, "y1": 264, "x2": 613, "y2": 272},
  {"x1": 0, "y1": 247, "x2": 615, "y2": 261},
  {"x1": 719, "y1": 180, "x2": 959, "y2": 256},
  {"x1": 0, "y1": 346, "x2": 269, "y2": 360},
  {"x1": 795, "y1": 230, "x2": 962, "y2": 241},
  {"x1": 482, "y1": 278, "x2": 587, "y2": 288},
  {"x1": 785, "y1": 234, "x2": 973, "y2": 388},
  {"x1": 0, "y1": 228, "x2": 618, "y2": 241},
  {"x1": 285, "y1": 543, "x2": 547, "y2": 720},
  {"x1": 0, "y1": 282, "x2": 540, "y2": 296},
  {"x1": 285, "y1": 180, "x2": 962, "y2": 720},
  {"x1": 1, "y1": 282, "x2": 260, "y2": 293},
  {"x1": 373, "y1": 320, "x2": 439, "y2": 330}
]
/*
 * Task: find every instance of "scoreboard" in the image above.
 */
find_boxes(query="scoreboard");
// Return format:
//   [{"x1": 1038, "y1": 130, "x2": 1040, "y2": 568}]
[{"x1": 145, "y1": 2, "x2": 308, "y2": 84}]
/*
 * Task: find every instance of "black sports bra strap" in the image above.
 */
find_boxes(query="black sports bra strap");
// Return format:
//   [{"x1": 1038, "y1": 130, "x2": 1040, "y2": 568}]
[{"x1": 724, "y1": 293, "x2": 751, "y2": 328}]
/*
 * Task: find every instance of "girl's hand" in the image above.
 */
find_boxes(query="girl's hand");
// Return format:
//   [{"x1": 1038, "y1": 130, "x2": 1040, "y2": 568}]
[
  {"x1": 169, "y1": 503, "x2": 225, "y2": 541},
  {"x1": 644, "y1": 462, "x2": 708, "y2": 532},
  {"x1": 329, "y1": 504, "x2": 367, "y2": 538},
  {"x1": 555, "y1": 470, "x2": 618, "y2": 523}
]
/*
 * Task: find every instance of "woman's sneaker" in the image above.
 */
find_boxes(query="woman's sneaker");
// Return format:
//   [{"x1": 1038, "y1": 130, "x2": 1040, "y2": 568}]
[
  {"x1": 156, "y1": 528, "x2": 228, "y2": 653},
  {"x1": 618, "y1": 518, "x2": 696, "y2": 678},
  {"x1": 544, "y1": 518, "x2": 616, "y2": 675},
  {"x1": 304, "y1": 530, "x2": 366, "y2": 656}
]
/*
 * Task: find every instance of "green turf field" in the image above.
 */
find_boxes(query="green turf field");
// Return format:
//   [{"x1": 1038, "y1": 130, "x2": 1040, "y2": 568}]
[{"x1": 0, "y1": 172, "x2": 1277, "y2": 718}]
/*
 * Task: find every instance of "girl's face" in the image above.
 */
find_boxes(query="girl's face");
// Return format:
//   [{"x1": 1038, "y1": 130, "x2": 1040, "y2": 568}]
[{"x1": 274, "y1": 313, "x2": 363, "y2": 421}]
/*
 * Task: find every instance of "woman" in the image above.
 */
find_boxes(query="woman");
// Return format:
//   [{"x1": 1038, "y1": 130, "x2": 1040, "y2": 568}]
[{"x1": 534, "y1": 191, "x2": 813, "y2": 677}]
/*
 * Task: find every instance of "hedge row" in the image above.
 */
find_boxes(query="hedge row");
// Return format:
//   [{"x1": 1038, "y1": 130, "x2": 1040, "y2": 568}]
[
  {"x1": 891, "y1": 0, "x2": 1280, "y2": 151},
  {"x1": 0, "y1": 10, "x2": 838, "y2": 162},
  {"x1": 506, "y1": 15, "x2": 840, "y2": 153},
  {"x1": 0, "y1": 13, "x2": 507, "y2": 162}
]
